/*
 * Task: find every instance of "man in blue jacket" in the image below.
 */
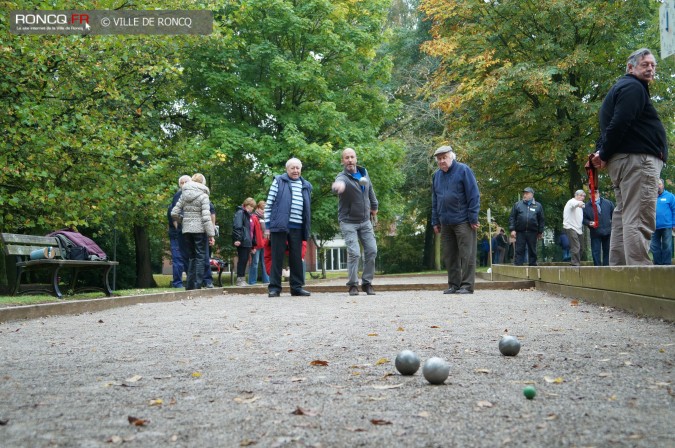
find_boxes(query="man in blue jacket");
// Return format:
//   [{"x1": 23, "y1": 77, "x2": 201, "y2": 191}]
[
  {"x1": 431, "y1": 145, "x2": 480, "y2": 294},
  {"x1": 591, "y1": 48, "x2": 667, "y2": 265},
  {"x1": 167, "y1": 175, "x2": 191, "y2": 288},
  {"x1": 583, "y1": 190, "x2": 615, "y2": 266},
  {"x1": 264, "y1": 158, "x2": 313, "y2": 298},
  {"x1": 509, "y1": 187, "x2": 545, "y2": 266},
  {"x1": 651, "y1": 179, "x2": 675, "y2": 265}
]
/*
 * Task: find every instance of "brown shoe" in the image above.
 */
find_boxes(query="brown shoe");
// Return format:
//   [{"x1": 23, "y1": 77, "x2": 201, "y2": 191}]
[
  {"x1": 348, "y1": 285, "x2": 359, "y2": 296},
  {"x1": 363, "y1": 284, "x2": 375, "y2": 295}
]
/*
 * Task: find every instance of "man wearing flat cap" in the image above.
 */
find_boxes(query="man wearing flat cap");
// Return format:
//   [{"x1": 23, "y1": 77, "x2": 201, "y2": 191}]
[
  {"x1": 431, "y1": 145, "x2": 481, "y2": 294},
  {"x1": 509, "y1": 187, "x2": 545, "y2": 266}
]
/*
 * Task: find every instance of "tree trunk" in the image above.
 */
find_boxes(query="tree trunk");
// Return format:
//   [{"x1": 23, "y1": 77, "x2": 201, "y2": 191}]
[
  {"x1": 133, "y1": 224, "x2": 157, "y2": 288},
  {"x1": 422, "y1": 211, "x2": 436, "y2": 269}
]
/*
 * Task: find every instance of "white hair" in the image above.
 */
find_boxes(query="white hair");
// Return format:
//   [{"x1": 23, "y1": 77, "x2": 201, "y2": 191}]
[
  {"x1": 178, "y1": 175, "x2": 191, "y2": 187},
  {"x1": 286, "y1": 158, "x2": 302, "y2": 169}
]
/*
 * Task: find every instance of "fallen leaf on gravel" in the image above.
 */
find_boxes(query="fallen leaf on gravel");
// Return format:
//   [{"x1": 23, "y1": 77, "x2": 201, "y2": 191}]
[
  {"x1": 430, "y1": 325, "x2": 440, "y2": 329},
  {"x1": 233, "y1": 395, "x2": 259, "y2": 404},
  {"x1": 148, "y1": 399, "x2": 163, "y2": 406},
  {"x1": 624, "y1": 361, "x2": 632, "y2": 366},
  {"x1": 291, "y1": 406, "x2": 317, "y2": 416},
  {"x1": 98, "y1": 319, "x2": 104, "y2": 323},
  {"x1": 191, "y1": 371, "x2": 202, "y2": 378},
  {"x1": 628, "y1": 433, "x2": 644, "y2": 440},
  {"x1": 375, "y1": 358, "x2": 389, "y2": 365},
  {"x1": 169, "y1": 434, "x2": 178, "y2": 442},
  {"x1": 476, "y1": 401, "x2": 493, "y2": 408},
  {"x1": 126, "y1": 375, "x2": 142, "y2": 383},
  {"x1": 544, "y1": 413, "x2": 558, "y2": 420},
  {"x1": 107, "y1": 435, "x2": 122, "y2": 444},
  {"x1": 290, "y1": 377, "x2": 306, "y2": 382},
  {"x1": 345, "y1": 427, "x2": 367, "y2": 432},
  {"x1": 127, "y1": 416, "x2": 149, "y2": 426},
  {"x1": 372, "y1": 383, "x2": 403, "y2": 390},
  {"x1": 370, "y1": 419, "x2": 392, "y2": 425},
  {"x1": 599, "y1": 358, "x2": 610, "y2": 362},
  {"x1": 310, "y1": 360, "x2": 328, "y2": 366},
  {"x1": 544, "y1": 376, "x2": 564, "y2": 384},
  {"x1": 367, "y1": 333, "x2": 378, "y2": 337},
  {"x1": 397, "y1": 327, "x2": 405, "y2": 332},
  {"x1": 0, "y1": 419, "x2": 8, "y2": 426},
  {"x1": 418, "y1": 412, "x2": 430, "y2": 418},
  {"x1": 598, "y1": 372, "x2": 612, "y2": 378},
  {"x1": 474, "y1": 369, "x2": 490, "y2": 374},
  {"x1": 570, "y1": 300, "x2": 579, "y2": 306},
  {"x1": 240, "y1": 439, "x2": 257, "y2": 446},
  {"x1": 608, "y1": 395, "x2": 617, "y2": 401}
]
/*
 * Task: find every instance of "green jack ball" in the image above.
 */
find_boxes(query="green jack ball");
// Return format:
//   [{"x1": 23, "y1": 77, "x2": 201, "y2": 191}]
[
  {"x1": 523, "y1": 386, "x2": 536, "y2": 399},
  {"x1": 499, "y1": 335, "x2": 521, "y2": 356},
  {"x1": 422, "y1": 357, "x2": 449, "y2": 385},
  {"x1": 394, "y1": 350, "x2": 420, "y2": 375}
]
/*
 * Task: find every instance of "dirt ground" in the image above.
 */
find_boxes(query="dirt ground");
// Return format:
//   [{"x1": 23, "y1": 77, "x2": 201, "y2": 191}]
[{"x1": 0, "y1": 287, "x2": 673, "y2": 447}]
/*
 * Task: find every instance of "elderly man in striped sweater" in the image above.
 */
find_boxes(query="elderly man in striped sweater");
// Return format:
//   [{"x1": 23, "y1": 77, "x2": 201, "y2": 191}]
[{"x1": 264, "y1": 158, "x2": 313, "y2": 298}]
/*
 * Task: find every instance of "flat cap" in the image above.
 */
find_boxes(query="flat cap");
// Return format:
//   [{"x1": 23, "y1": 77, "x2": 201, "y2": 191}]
[
  {"x1": 433, "y1": 145, "x2": 453, "y2": 156},
  {"x1": 523, "y1": 187, "x2": 535, "y2": 194}
]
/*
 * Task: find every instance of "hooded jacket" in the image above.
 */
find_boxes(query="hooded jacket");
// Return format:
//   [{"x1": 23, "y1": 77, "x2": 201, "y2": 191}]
[
  {"x1": 335, "y1": 166, "x2": 378, "y2": 224},
  {"x1": 171, "y1": 181, "x2": 215, "y2": 237},
  {"x1": 232, "y1": 206, "x2": 253, "y2": 248}
]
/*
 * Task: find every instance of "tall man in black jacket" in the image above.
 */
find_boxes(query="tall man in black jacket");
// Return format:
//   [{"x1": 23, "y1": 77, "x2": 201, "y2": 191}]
[
  {"x1": 582, "y1": 190, "x2": 615, "y2": 266},
  {"x1": 591, "y1": 48, "x2": 668, "y2": 265},
  {"x1": 509, "y1": 187, "x2": 545, "y2": 266}
]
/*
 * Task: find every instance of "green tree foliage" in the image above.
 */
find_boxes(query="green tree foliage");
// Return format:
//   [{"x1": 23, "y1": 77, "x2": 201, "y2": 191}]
[
  {"x1": 419, "y1": 0, "x2": 674, "y2": 231},
  {"x1": 179, "y1": 0, "x2": 405, "y2": 255}
]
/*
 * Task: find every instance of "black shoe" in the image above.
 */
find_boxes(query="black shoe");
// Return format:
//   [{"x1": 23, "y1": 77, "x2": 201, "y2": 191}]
[
  {"x1": 457, "y1": 288, "x2": 473, "y2": 294},
  {"x1": 443, "y1": 287, "x2": 458, "y2": 294},
  {"x1": 362, "y1": 284, "x2": 375, "y2": 295},
  {"x1": 349, "y1": 285, "x2": 359, "y2": 296},
  {"x1": 268, "y1": 291, "x2": 280, "y2": 298},
  {"x1": 291, "y1": 289, "x2": 311, "y2": 296}
]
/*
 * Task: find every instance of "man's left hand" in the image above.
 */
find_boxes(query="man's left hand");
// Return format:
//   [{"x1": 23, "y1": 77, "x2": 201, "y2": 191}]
[{"x1": 470, "y1": 222, "x2": 479, "y2": 230}]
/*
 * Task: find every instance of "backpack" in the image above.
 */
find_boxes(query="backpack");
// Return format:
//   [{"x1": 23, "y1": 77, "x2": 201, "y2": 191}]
[{"x1": 47, "y1": 229, "x2": 108, "y2": 261}]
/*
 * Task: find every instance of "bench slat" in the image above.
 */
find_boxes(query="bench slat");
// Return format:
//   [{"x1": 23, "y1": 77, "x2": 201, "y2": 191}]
[
  {"x1": 1, "y1": 233, "x2": 59, "y2": 246},
  {"x1": 4, "y1": 245, "x2": 63, "y2": 257}
]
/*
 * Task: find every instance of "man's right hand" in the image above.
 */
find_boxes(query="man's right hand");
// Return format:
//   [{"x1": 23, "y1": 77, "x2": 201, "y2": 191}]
[
  {"x1": 590, "y1": 151, "x2": 606, "y2": 169},
  {"x1": 433, "y1": 225, "x2": 440, "y2": 234}
]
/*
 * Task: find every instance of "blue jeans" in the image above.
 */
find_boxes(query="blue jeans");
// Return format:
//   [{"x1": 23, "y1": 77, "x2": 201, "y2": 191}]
[
  {"x1": 650, "y1": 228, "x2": 673, "y2": 265},
  {"x1": 248, "y1": 248, "x2": 269, "y2": 284},
  {"x1": 203, "y1": 238, "x2": 213, "y2": 286},
  {"x1": 169, "y1": 229, "x2": 187, "y2": 287},
  {"x1": 590, "y1": 235, "x2": 610, "y2": 266},
  {"x1": 184, "y1": 233, "x2": 207, "y2": 290},
  {"x1": 340, "y1": 220, "x2": 378, "y2": 287}
]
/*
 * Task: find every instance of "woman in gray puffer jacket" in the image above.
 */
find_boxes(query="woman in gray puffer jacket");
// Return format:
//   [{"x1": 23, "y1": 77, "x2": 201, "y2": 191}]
[{"x1": 171, "y1": 173, "x2": 215, "y2": 290}]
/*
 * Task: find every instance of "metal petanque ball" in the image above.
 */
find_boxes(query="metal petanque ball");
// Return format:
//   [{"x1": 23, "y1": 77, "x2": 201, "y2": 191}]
[
  {"x1": 358, "y1": 177, "x2": 368, "y2": 186},
  {"x1": 394, "y1": 350, "x2": 420, "y2": 376},
  {"x1": 499, "y1": 335, "x2": 521, "y2": 356},
  {"x1": 422, "y1": 357, "x2": 450, "y2": 385}
]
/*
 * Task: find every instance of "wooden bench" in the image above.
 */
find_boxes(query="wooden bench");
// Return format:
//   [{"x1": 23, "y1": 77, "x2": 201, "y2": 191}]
[{"x1": 1, "y1": 233, "x2": 118, "y2": 299}]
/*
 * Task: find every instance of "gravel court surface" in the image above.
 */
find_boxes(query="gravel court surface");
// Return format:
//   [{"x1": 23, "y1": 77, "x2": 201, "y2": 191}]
[{"x1": 0, "y1": 288, "x2": 673, "y2": 447}]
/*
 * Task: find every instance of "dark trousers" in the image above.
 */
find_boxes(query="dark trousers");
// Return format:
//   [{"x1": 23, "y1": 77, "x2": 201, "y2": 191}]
[
  {"x1": 514, "y1": 231, "x2": 538, "y2": 266},
  {"x1": 184, "y1": 233, "x2": 206, "y2": 290},
  {"x1": 236, "y1": 246, "x2": 252, "y2": 277},
  {"x1": 269, "y1": 229, "x2": 304, "y2": 294},
  {"x1": 441, "y1": 223, "x2": 477, "y2": 291},
  {"x1": 203, "y1": 239, "x2": 213, "y2": 285},
  {"x1": 591, "y1": 234, "x2": 611, "y2": 266}
]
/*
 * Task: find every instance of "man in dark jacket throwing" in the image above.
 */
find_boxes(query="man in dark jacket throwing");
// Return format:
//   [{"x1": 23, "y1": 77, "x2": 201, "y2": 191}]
[
  {"x1": 582, "y1": 190, "x2": 615, "y2": 266},
  {"x1": 332, "y1": 148, "x2": 379, "y2": 296},
  {"x1": 591, "y1": 48, "x2": 667, "y2": 265},
  {"x1": 431, "y1": 145, "x2": 480, "y2": 295},
  {"x1": 509, "y1": 187, "x2": 545, "y2": 266}
]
